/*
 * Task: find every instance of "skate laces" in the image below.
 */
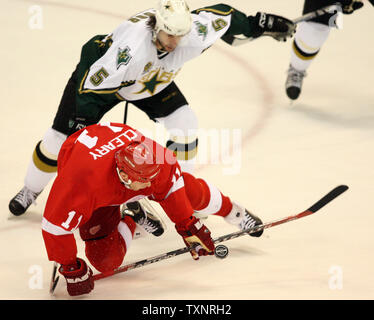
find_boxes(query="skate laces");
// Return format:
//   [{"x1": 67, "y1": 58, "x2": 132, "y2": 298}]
[
  {"x1": 127, "y1": 203, "x2": 159, "y2": 233},
  {"x1": 240, "y1": 212, "x2": 257, "y2": 231},
  {"x1": 14, "y1": 187, "x2": 39, "y2": 207},
  {"x1": 139, "y1": 214, "x2": 159, "y2": 233},
  {"x1": 287, "y1": 65, "x2": 306, "y2": 87}
]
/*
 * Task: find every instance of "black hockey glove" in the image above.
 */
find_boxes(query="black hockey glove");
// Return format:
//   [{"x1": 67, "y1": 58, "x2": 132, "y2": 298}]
[
  {"x1": 251, "y1": 12, "x2": 296, "y2": 42},
  {"x1": 337, "y1": 0, "x2": 364, "y2": 14}
]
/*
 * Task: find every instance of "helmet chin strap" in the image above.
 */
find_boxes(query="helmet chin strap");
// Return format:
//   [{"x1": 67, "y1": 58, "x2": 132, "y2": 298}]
[{"x1": 152, "y1": 30, "x2": 168, "y2": 52}]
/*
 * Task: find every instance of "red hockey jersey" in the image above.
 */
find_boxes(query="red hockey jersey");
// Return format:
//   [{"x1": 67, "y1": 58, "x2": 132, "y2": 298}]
[{"x1": 42, "y1": 122, "x2": 194, "y2": 265}]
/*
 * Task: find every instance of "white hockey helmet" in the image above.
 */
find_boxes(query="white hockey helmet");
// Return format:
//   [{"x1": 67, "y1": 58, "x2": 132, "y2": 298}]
[{"x1": 155, "y1": 0, "x2": 192, "y2": 36}]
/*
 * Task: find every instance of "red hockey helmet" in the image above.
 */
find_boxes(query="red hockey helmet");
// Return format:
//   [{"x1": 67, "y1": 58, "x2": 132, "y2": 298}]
[{"x1": 115, "y1": 140, "x2": 161, "y2": 183}]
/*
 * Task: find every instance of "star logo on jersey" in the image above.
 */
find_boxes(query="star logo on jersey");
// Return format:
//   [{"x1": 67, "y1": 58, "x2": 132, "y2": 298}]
[
  {"x1": 135, "y1": 69, "x2": 168, "y2": 95},
  {"x1": 194, "y1": 21, "x2": 208, "y2": 40},
  {"x1": 117, "y1": 46, "x2": 132, "y2": 69}
]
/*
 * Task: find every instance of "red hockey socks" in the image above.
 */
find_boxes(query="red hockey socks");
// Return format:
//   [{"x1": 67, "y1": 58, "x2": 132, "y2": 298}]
[{"x1": 182, "y1": 172, "x2": 232, "y2": 217}]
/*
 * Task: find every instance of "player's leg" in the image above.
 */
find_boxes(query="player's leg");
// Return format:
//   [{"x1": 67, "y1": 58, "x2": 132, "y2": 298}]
[
  {"x1": 8, "y1": 70, "x2": 78, "y2": 215},
  {"x1": 182, "y1": 172, "x2": 263, "y2": 237},
  {"x1": 131, "y1": 82, "x2": 198, "y2": 173},
  {"x1": 157, "y1": 104, "x2": 198, "y2": 174},
  {"x1": 80, "y1": 203, "x2": 164, "y2": 273},
  {"x1": 80, "y1": 206, "x2": 135, "y2": 273},
  {"x1": 285, "y1": 0, "x2": 334, "y2": 100}
]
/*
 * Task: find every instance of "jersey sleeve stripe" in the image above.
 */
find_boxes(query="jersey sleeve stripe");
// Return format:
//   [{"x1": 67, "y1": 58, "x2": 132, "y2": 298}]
[
  {"x1": 164, "y1": 176, "x2": 185, "y2": 200},
  {"x1": 194, "y1": 8, "x2": 234, "y2": 16},
  {"x1": 194, "y1": 180, "x2": 222, "y2": 215},
  {"x1": 78, "y1": 70, "x2": 135, "y2": 95},
  {"x1": 42, "y1": 217, "x2": 73, "y2": 236}
]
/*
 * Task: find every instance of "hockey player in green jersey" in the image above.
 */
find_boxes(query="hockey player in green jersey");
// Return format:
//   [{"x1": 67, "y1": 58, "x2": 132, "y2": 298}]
[{"x1": 9, "y1": 0, "x2": 295, "y2": 216}]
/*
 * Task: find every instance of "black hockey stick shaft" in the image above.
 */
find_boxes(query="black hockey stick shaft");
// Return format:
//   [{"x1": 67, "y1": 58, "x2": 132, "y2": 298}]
[
  {"x1": 49, "y1": 262, "x2": 59, "y2": 295},
  {"x1": 123, "y1": 101, "x2": 129, "y2": 124},
  {"x1": 92, "y1": 185, "x2": 348, "y2": 282}
]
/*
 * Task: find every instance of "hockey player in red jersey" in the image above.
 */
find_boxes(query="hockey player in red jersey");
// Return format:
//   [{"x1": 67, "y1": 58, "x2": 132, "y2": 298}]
[{"x1": 42, "y1": 122, "x2": 263, "y2": 296}]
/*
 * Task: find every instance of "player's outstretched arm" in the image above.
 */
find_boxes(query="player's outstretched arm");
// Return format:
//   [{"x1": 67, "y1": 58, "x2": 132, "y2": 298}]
[
  {"x1": 193, "y1": 4, "x2": 295, "y2": 44},
  {"x1": 220, "y1": 10, "x2": 296, "y2": 44}
]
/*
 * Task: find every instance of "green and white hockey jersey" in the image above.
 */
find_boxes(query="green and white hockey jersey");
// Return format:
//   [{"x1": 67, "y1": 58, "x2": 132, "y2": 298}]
[{"x1": 74, "y1": 4, "x2": 256, "y2": 120}]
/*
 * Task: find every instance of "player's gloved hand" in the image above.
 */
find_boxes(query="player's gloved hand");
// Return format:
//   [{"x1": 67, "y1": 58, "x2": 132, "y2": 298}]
[
  {"x1": 59, "y1": 257, "x2": 94, "y2": 296},
  {"x1": 175, "y1": 216, "x2": 215, "y2": 260},
  {"x1": 251, "y1": 12, "x2": 296, "y2": 42},
  {"x1": 337, "y1": 0, "x2": 364, "y2": 14}
]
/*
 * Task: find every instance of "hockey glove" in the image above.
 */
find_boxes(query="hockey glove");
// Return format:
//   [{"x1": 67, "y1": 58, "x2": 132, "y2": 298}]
[
  {"x1": 252, "y1": 12, "x2": 296, "y2": 42},
  {"x1": 59, "y1": 257, "x2": 94, "y2": 296},
  {"x1": 175, "y1": 216, "x2": 215, "y2": 260},
  {"x1": 337, "y1": 0, "x2": 364, "y2": 14}
]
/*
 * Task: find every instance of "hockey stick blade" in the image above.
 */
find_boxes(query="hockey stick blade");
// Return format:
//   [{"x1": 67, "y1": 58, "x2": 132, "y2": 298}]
[
  {"x1": 307, "y1": 184, "x2": 348, "y2": 213},
  {"x1": 92, "y1": 185, "x2": 348, "y2": 282},
  {"x1": 49, "y1": 262, "x2": 60, "y2": 295},
  {"x1": 216, "y1": 185, "x2": 349, "y2": 240}
]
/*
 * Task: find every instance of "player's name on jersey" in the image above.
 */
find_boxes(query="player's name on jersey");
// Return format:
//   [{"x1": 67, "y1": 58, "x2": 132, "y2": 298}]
[{"x1": 77, "y1": 128, "x2": 139, "y2": 159}]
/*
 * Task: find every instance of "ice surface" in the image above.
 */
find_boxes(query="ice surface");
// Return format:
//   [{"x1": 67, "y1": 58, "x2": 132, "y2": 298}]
[{"x1": 0, "y1": 0, "x2": 373, "y2": 300}]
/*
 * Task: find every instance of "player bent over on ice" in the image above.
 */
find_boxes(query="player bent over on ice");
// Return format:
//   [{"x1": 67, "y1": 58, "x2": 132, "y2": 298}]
[
  {"x1": 42, "y1": 122, "x2": 263, "y2": 297},
  {"x1": 10, "y1": 0, "x2": 296, "y2": 216}
]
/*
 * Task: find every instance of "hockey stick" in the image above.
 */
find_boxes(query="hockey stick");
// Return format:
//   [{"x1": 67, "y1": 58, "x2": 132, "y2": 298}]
[
  {"x1": 223, "y1": 3, "x2": 341, "y2": 46},
  {"x1": 49, "y1": 185, "x2": 348, "y2": 292},
  {"x1": 91, "y1": 184, "x2": 349, "y2": 282},
  {"x1": 49, "y1": 262, "x2": 59, "y2": 295},
  {"x1": 123, "y1": 101, "x2": 129, "y2": 124}
]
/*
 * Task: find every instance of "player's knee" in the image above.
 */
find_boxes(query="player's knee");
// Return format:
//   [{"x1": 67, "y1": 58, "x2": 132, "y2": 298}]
[
  {"x1": 84, "y1": 216, "x2": 136, "y2": 273},
  {"x1": 32, "y1": 128, "x2": 66, "y2": 173},
  {"x1": 158, "y1": 105, "x2": 199, "y2": 168},
  {"x1": 293, "y1": 21, "x2": 330, "y2": 58},
  {"x1": 85, "y1": 230, "x2": 125, "y2": 273}
]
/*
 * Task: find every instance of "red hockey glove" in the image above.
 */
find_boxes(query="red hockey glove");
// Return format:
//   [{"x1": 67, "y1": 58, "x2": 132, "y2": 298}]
[
  {"x1": 59, "y1": 257, "x2": 94, "y2": 296},
  {"x1": 175, "y1": 216, "x2": 215, "y2": 260}
]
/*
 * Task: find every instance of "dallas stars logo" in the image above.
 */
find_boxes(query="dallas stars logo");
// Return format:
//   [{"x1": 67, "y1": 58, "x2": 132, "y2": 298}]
[
  {"x1": 135, "y1": 69, "x2": 168, "y2": 95},
  {"x1": 117, "y1": 46, "x2": 132, "y2": 69},
  {"x1": 194, "y1": 21, "x2": 208, "y2": 40}
]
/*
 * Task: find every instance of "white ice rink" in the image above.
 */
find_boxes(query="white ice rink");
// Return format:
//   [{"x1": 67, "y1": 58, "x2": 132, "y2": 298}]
[{"x1": 0, "y1": 0, "x2": 373, "y2": 300}]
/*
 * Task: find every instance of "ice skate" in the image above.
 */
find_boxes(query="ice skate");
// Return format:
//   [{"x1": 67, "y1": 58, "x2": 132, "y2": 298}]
[
  {"x1": 285, "y1": 64, "x2": 306, "y2": 100},
  {"x1": 9, "y1": 186, "x2": 41, "y2": 216},
  {"x1": 123, "y1": 201, "x2": 164, "y2": 237},
  {"x1": 224, "y1": 202, "x2": 263, "y2": 237}
]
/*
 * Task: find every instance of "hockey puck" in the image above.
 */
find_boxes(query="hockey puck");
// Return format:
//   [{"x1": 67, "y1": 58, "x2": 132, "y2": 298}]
[{"x1": 214, "y1": 245, "x2": 229, "y2": 259}]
